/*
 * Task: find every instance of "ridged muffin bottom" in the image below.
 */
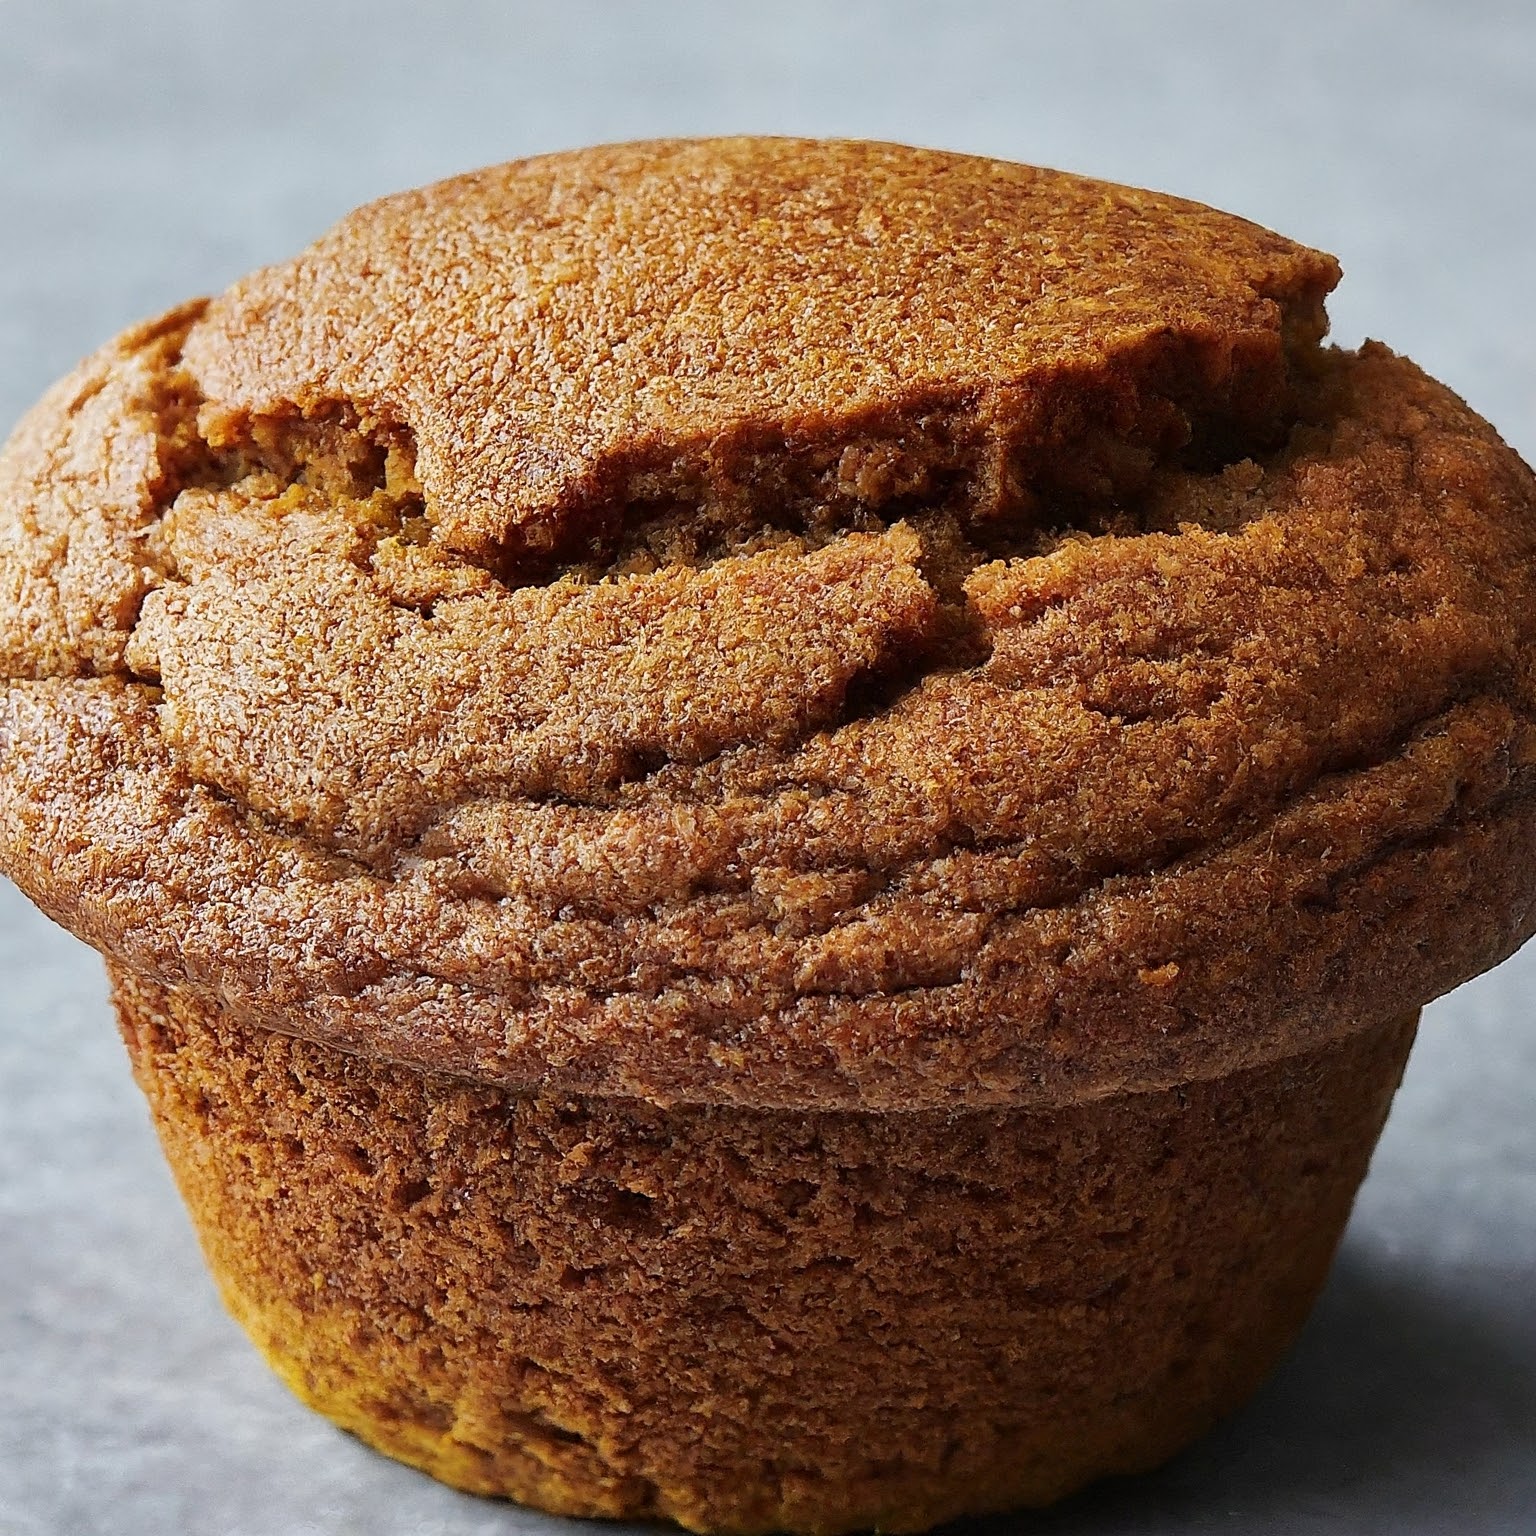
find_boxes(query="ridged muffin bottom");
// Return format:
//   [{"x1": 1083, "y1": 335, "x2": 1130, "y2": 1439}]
[{"x1": 112, "y1": 966, "x2": 1416, "y2": 1535}]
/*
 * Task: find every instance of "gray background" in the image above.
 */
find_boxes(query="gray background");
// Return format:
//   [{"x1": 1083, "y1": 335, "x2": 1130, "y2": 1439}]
[{"x1": 1, "y1": 2, "x2": 1533, "y2": 1532}]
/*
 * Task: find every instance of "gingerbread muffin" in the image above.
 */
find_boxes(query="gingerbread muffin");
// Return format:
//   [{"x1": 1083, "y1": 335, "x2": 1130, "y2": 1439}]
[{"x1": 3, "y1": 138, "x2": 1535, "y2": 1533}]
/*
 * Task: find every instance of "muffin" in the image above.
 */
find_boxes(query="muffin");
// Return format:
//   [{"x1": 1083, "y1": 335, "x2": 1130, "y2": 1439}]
[{"x1": 3, "y1": 138, "x2": 1535, "y2": 1534}]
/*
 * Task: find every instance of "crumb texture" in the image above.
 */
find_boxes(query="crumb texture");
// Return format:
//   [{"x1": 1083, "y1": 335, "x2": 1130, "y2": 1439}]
[
  {"x1": 2, "y1": 139, "x2": 1535, "y2": 1107},
  {"x1": 117, "y1": 969, "x2": 1417, "y2": 1535}
]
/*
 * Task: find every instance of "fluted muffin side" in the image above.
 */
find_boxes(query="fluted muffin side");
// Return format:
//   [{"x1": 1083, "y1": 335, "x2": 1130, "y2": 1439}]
[{"x1": 114, "y1": 965, "x2": 1416, "y2": 1535}]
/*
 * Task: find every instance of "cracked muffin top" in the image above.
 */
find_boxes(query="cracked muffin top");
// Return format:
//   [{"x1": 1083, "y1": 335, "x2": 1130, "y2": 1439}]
[{"x1": 3, "y1": 137, "x2": 1535, "y2": 1110}]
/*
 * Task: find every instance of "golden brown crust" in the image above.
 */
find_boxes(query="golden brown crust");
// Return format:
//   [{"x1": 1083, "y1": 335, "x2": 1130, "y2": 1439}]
[
  {"x1": 182, "y1": 137, "x2": 1340, "y2": 555},
  {"x1": 3, "y1": 140, "x2": 1535, "y2": 1108},
  {"x1": 115, "y1": 968, "x2": 1418, "y2": 1535}
]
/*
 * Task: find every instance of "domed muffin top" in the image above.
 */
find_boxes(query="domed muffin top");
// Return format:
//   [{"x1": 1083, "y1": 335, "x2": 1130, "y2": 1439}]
[{"x1": 3, "y1": 138, "x2": 1535, "y2": 1109}]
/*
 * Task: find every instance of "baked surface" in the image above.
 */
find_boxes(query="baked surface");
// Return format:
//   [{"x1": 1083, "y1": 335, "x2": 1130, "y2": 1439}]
[
  {"x1": 3, "y1": 139, "x2": 1535, "y2": 1108},
  {"x1": 115, "y1": 966, "x2": 1418, "y2": 1535}
]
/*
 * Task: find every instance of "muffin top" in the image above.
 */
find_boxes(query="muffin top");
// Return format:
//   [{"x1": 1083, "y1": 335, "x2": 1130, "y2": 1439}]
[{"x1": 3, "y1": 137, "x2": 1535, "y2": 1110}]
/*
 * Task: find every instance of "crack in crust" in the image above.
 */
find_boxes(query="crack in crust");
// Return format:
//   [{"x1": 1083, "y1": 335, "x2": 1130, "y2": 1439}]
[{"x1": 5, "y1": 290, "x2": 1341, "y2": 864}]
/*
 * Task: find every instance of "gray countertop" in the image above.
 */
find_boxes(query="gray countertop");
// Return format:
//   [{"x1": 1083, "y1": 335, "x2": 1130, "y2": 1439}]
[{"x1": 2, "y1": 3, "x2": 1533, "y2": 1532}]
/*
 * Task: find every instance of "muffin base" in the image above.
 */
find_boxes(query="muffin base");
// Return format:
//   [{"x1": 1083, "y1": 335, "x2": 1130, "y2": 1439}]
[{"x1": 112, "y1": 967, "x2": 1416, "y2": 1535}]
